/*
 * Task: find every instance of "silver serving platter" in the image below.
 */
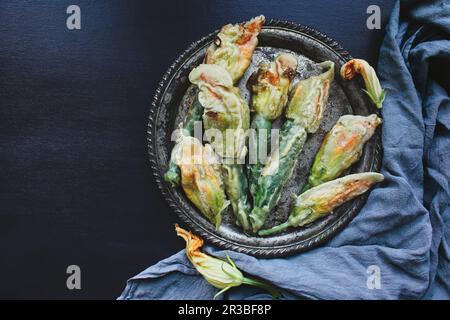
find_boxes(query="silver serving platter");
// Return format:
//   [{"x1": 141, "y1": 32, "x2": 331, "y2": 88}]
[{"x1": 148, "y1": 20, "x2": 382, "y2": 257}]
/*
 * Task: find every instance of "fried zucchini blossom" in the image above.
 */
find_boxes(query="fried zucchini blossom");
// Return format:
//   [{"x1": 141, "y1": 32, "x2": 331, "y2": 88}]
[
  {"x1": 189, "y1": 64, "x2": 250, "y2": 160},
  {"x1": 248, "y1": 53, "x2": 298, "y2": 196},
  {"x1": 304, "y1": 114, "x2": 382, "y2": 190},
  {"x1": 164, "y1": 96, "x2": 204, "y2": 186},
  {"x1": 189, "y1": 64, "x2": 252, "y2": 230},
  {"x1": 220, "y1": 163, "x2": 252, "y2": 231},
  {"x1": 170, "y1": 133, "x2": 229, "y2": 229},
  {"x1": 164, "y1": 16, "x2": 264, "y2": 187},
  {"x1": 176, "y1": 225, "x2": 281, "y2": 299},
  {"x1": 205, "y1": 15, "x2": 265, "y2": 83},
  {"x1": 286, "y1": 61, "x2": 335, "y2": 133},
  {"x1": 250, "y1": 61, "x2": 335, "y2": 232},
  {"x1": 341, "y1": 59, "x2": 385, "y2": 109},
  {"x1": 259, "y1": 172, "x2": 384, "y2": 236}
]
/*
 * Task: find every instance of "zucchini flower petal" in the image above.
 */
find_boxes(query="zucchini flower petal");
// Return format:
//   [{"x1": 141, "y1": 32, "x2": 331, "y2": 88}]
[
  {"x1": 286, "y1": 61, "x2": 335, "y2": 133},
  {"x1": 341, "y1": 59, "x2": 385, "y2": 109},
  {"x1": 189, "y1": 64, "x2": 250, "y2": 160},
  {"x1": 305, "y1": 114, "x2": 382, "y2": 190},
  {"x1": 205, "y1": 15, "x2": 265, "y2": 83},
  {"x1": 176, "y1": 225, "x2": 281, "y2": 299},
  {"x1": 171, "y1": 134, "x2": 229, "y2": 229},
  {"x1": 259, "y1": 172, "x2": 384, "y2": 236}
]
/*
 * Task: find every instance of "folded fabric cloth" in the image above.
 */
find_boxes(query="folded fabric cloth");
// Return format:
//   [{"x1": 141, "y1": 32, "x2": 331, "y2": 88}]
[{"x1": 119, "y1": 0, "x2": 449, "y2": 300}]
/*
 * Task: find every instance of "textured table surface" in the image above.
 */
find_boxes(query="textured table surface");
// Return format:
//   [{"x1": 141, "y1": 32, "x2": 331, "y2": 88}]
[{"x1": 0, "y1": 0, "x2": 393, "y2": 299}]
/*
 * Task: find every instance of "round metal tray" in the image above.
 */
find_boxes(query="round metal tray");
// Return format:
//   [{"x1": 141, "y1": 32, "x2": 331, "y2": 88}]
[{"x1": 147, "y1": 20, "x2": 382, "y2": 257}]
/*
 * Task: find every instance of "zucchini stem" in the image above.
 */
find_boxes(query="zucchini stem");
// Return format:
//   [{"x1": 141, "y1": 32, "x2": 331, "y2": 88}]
[
  {"x1": 258, "y1": 222, "x2": 291, "y2": 236},
  {"x1": 242, "y1": 277, "x2": 281, "y2": 299}
]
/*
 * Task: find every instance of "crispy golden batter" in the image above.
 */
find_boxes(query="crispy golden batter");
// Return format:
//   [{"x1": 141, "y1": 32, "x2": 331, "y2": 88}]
[
  {"x1": 205, "y1": 15, "x2": 265, "y2": 83},
  {"x1": 306, "y1": 114, "x2": 382, "y2": 189},
  {"x1": 171, "y1": 135, "x2": 229, "y2": 229}
]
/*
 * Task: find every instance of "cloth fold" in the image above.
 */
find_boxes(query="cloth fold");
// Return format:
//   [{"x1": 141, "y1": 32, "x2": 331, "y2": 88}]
[{"x1": 119, "y1": 0, "x2": 449, "y2": 300}]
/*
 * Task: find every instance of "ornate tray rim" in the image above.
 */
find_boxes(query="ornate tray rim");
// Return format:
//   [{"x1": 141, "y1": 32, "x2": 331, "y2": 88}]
[{"x1": 147, "y1": 19, "x2": 383, "y2": 257}]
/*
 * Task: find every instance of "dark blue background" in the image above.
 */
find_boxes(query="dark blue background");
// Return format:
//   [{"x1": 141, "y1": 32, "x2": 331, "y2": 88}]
[{"x1": 0, "y1": 0, "x2": 393, "y2": 299}]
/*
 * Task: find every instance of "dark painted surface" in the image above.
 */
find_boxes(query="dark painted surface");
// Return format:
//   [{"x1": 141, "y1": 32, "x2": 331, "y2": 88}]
[{"x1": 0, "y1": 0, "x2": 393, "y2": 299}]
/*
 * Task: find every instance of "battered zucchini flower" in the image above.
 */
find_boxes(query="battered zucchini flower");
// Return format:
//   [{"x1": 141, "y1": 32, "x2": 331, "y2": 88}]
[
  {"x1": 171, "y1": 133, "x2": 229, "y2": 229},
  {"x1": 221, "y1": 164, "x2": 252, "y2": 231},
  {"x1": 341, "y1": 59, "x2": 385, "y2": 109},
  {"x1": 250, "y1": 53, "x2": 298, "y2": 120},
  {"x1": 176, "y1": 225, "x2": 281, "y2": 299},
  {"x1": 189, "y1": 64, "x2": 250, "y2": 160},
  {"x1": 304, "y1": 114, "x2": 382, "y2": 190},
  {"x1": 249, "y1": 62, "x2": 334, "y2": 232},
  {"x1": 247, "y1": 53, "x2": 298, "y2": 199},
  {"x1": 250, "y1": 122, "x2": 307, "y2": 232},
  {"x1": 286, "y1": 61, "x2": 335, "y2": 133},
  {"x1": 205, "y1": 15, "x2": 265, "y2": 83},
  {"x1": 259, "y1": 172, "x2": 384, "y2": 236}
]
